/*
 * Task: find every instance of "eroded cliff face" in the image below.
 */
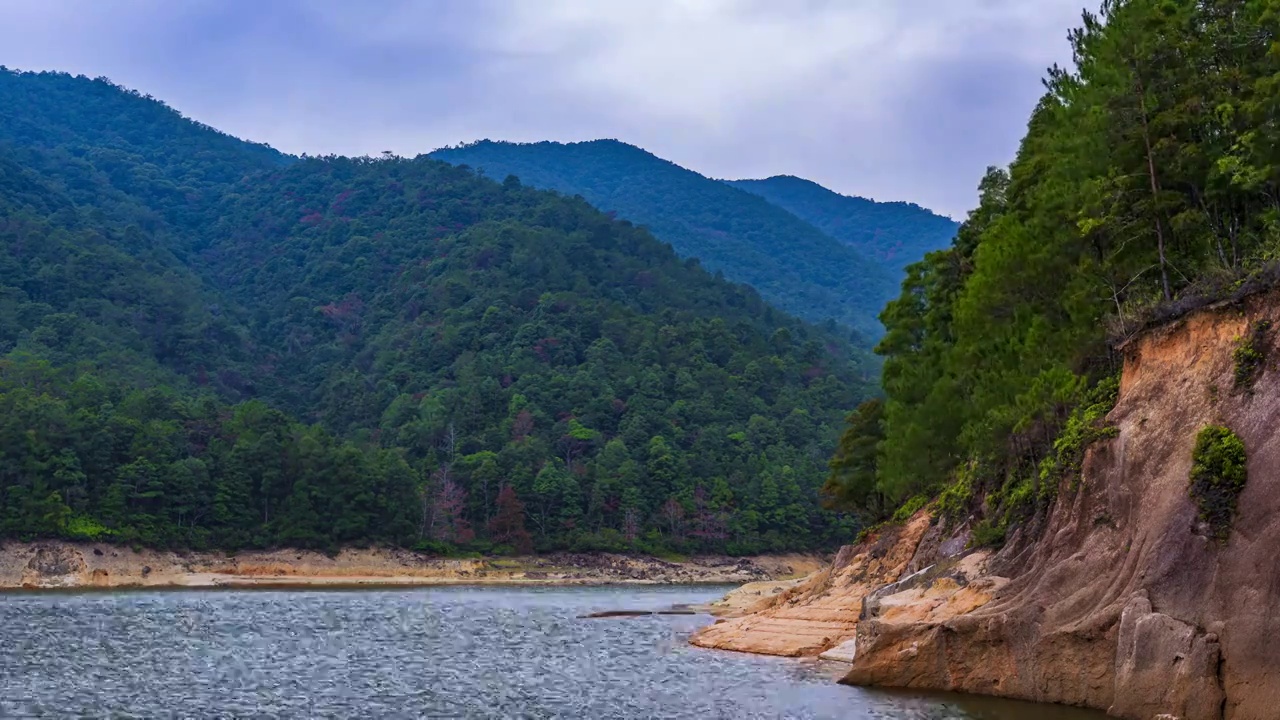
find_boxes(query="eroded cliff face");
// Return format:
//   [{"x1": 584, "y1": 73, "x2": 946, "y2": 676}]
[{"x1": 697, "y1": 291, "x2": 1280, "y2": 720}]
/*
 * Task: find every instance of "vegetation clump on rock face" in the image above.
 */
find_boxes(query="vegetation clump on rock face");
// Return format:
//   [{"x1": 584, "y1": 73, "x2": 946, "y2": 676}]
[
  {"x1": 1038, "y1": 376, "x2": 1121, "y2": 492},
  {"x1": 1233, "y1": 320, "x2": 1271, "y2": 391},
  {"x1": 890, "y1": 495, "x2": 929, "y2": 523},
  {"x1": 935, "y1": 471, "x2": 974, "y2": 522},
  {"x1": 968, "y1": 519, "x2": 1006, "y2": 548},
  {"x1": 1189, "y1": 426, "x2": 1248, "y2": 542},
  {"x1": 963, "y1": 377, "x2": 1119, "y2": 549}
]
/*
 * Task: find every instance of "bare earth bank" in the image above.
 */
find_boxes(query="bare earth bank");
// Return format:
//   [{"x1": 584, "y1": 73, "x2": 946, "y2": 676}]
[{"x1": 0, "y1": 542, "x2": 826, "y2": 590}]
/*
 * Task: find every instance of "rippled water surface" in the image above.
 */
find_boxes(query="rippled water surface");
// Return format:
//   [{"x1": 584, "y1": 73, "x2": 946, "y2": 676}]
[{"x1": 0, "y1": 585, "x2": 1108, "y2": 719}]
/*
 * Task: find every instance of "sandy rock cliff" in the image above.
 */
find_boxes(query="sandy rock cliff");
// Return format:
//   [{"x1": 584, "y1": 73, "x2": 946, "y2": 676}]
[{"x1": 694, "y1": 291, "x2": 1280, "y2": 720}]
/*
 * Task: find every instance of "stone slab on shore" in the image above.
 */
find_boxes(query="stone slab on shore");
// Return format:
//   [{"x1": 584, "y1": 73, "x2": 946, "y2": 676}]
[{"x1": 689, "y1": 512, "x2": 934, "y2": 657}]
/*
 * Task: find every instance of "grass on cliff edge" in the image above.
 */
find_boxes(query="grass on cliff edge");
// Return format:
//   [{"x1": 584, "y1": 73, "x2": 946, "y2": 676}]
[
  {"x1": 1233, "y1": 319, "x2": 1272, "y2": 392},
  {"x1": 848, "y1": 376, "x2": 1123, "y2": 552}
]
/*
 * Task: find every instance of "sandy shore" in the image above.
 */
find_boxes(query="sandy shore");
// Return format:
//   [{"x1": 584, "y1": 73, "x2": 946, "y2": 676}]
[{"x1": 0, "y1": 541, "x2": 826, "y2": 591}]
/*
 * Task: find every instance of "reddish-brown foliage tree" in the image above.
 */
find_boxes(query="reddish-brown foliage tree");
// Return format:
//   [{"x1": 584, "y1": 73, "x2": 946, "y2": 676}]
[
  {"x1": 489, "y1": 484, "x2": 533, "y2": 554},
  {"x1": 511, "y1": 410, "x2": 534, "y2": 442}
]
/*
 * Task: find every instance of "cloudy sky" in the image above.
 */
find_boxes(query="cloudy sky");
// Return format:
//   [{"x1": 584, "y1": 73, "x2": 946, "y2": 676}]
[{"x1": 1, "y1": 0, "x2": 1088, "y2": 218}]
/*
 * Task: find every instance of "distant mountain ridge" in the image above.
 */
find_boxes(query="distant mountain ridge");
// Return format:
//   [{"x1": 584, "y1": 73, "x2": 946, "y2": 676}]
[
  {"x1": 725, "y1": 176, "x2": 958, "y2": 276},
  {"x1": 430, "y1": 139, "x2": 900, "y2": 339}
]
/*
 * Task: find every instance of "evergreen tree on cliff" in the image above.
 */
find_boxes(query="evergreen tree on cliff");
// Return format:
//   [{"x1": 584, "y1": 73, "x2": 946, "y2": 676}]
[{"x1": 837, "y1": 0, "x2": 1280, "y2": 527}]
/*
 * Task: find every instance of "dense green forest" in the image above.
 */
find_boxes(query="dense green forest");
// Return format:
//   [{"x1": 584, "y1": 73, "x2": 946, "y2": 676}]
[
  {"x1": 823, "y1": 0, "x2": 1280, "y2": 542},
  {"x1": 727, "y1": 176, "x2": 958, "y2": 276},
  {"x1": 0, "y1": 67, "x2": 285, "y2": 231},
  {"x1": 429, "y1": 140, "x2": 898, "y2": 339},
  {"x1": 0, "y1": 69, "x2": 878, "y2": 554}
]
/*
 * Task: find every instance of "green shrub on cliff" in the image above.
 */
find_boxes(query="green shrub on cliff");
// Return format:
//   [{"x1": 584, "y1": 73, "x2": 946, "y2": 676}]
[
  {"x1": 890, "y1": 495, "x2": 929, "y2": 523},
  {"x1": 969, "y1": 519, "x2": 1006, "y2": 548},
  {"x1": 63, "y1": 516, "x2": 113, "y2": 541},
  {"x1": 935, "y1": 472, "x2": 973, "y2": 522},
  {"x1": 1189, "y1": 426, "x2": 1248, "y2": 542},
  {"x1": 1038, "y1": 376, "x2": 1121, "y2": 492}
]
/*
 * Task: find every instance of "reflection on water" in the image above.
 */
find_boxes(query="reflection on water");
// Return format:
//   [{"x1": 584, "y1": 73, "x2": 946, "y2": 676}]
[{"x1": 0, "y1": 585, "x2": 1107, "y2": 719}]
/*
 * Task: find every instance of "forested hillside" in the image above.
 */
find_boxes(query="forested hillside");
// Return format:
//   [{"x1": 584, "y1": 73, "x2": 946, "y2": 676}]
[
  {"x1": 0, "y1": 69, "x2": 874, "y2": 554},
  {"x1": 727, "y1": 176, "x2": 958, "y2": 275},
  {"x1": 824, "y1": 0, "x2": 1280, "y2": 540},
  {"x1": 0, "y1": 67, "x2": 285, "y2": 232},
  {"x1": 429, "y1": 139, "x2": 896, "y2": 339}
]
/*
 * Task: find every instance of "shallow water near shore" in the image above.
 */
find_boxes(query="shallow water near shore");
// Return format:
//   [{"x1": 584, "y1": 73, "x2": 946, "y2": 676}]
[{"x1": 0, "y1": 585, "x2": 1106, "y2": 719}]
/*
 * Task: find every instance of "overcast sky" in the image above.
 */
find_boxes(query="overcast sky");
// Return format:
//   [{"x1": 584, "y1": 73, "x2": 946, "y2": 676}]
[{"x1": 1, "y1": 0, "x2": 1089, "y2": 218}]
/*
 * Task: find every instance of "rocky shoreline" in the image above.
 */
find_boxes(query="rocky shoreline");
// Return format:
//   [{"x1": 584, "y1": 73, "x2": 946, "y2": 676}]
[{"x1": 0, "y1": 541, "x2": 825, "y2": 591}]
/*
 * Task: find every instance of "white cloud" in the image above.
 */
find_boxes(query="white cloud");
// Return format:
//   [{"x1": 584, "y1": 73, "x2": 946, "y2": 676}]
[
  {"x1": 483, "y1": 1, "x2": 1082, "y2": 128},
  {"x1": 489, "y1": 2, "x2": 890, "y2": 128},
  {"x1": 0, "y1": 0, "x2": 1090, "y2": 217},
  {"x1": 462, "y1": 0, "x2": 1085, "y2": 215}
]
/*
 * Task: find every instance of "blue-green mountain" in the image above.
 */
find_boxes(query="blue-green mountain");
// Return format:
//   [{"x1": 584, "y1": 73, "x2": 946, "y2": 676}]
[{"x1": 430, "y1": 140, "x2": 949, "y2": 340}]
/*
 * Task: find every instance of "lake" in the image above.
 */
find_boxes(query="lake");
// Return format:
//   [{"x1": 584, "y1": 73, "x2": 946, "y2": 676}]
[{"x1": 0, "y1": 585, "x2": 1107, "y2": 719}]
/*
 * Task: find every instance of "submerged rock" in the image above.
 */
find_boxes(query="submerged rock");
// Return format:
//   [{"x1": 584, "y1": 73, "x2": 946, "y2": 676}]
[
  {"x1": 579, "y1": 608, "x2": 700, "y2": 619},
  {"x1": 580, "y1": 610, "x2": 656, "y2": 618}
]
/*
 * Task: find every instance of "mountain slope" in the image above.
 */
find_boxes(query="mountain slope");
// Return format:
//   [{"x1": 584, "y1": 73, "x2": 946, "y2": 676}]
[
  {"x1": 0, "y1": 136, "x2": 423, "y2": 550},
  {"x1": 0, "y1": 141, "x2": 255, "y2": 393},
  {"x1": 429, "y1": 140, "x2": 895, "y2": 339},
  {"x1": 726, "y1": 176, "x2": 958, "y2": 275},
  {"x1": 0, "y1": 70, "x2": 873, "y2": 554}
]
